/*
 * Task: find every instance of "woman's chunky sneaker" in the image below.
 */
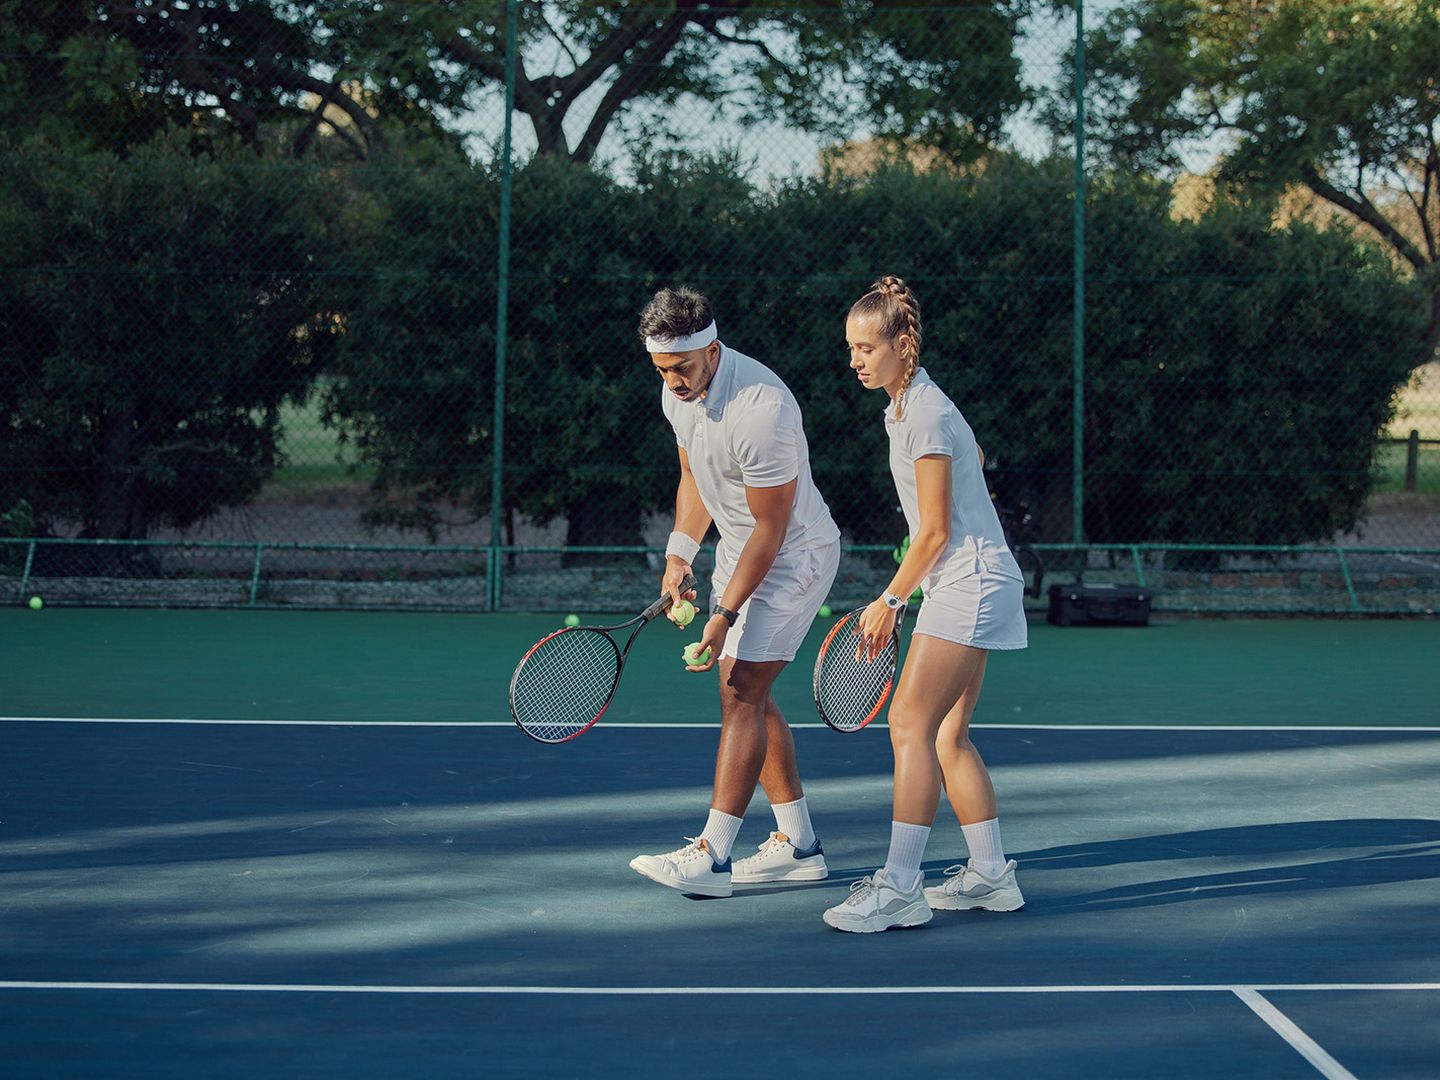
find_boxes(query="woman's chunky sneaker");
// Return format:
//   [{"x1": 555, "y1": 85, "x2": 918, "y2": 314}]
[
  {"x1": 923, "y1": 859, "x2": 1025, "y2": 912},
  {"x1": 822, "y1": 869, "x2": 932, "y2": 933},
  {"x1": 731, "y1": 831, "x2": 828, "y2": 883},
  {"x1": 629, "y1": 838, "x2": 732, "y2": 898}
]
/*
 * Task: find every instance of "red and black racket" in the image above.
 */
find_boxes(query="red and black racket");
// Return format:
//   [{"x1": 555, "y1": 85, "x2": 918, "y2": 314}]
[
  {"x1": 812, "y1": 604, "x2": 906, "y2": 732},
  {"x1": 509, "y1": 574, "x2": 697, "y2": 744}
]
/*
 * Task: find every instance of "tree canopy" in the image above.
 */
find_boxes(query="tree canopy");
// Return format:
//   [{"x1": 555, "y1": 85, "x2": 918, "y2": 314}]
[
  {"x1": 1080, "y1": 0, "x2": 1440, "y2": 366},
  {"x1": 3, "y1": 1, "x2": 1038, "y2": 165}
]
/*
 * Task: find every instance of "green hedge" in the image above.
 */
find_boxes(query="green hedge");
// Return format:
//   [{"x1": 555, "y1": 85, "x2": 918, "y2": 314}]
[
  {"x1": 0, "y1": 139, "x2": 333, "y2": 544},
  {"x1": 2, "y1": 142, "x2": 1422, "y2": 548}
]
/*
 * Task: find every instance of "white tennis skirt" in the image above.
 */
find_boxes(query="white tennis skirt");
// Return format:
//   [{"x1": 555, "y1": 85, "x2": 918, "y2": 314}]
[
  {"x1": 711, "y1": 539, "x2": 841, "y2": 663},
  {"x1": 913, "y1": 572, "x2": 1029, "y2": 651}
]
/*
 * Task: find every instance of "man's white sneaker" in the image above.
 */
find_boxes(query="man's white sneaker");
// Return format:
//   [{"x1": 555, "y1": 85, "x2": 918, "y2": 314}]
[
  {"x1": 629, "y1": 838, "x2": 733, "y2": 898},
  {"x1": 731, "y1": 831, "x2": 828, "y2": 883},
  {"x1": 822, "y1": 869, "x2": 932, "y2": 933},
  {"x1": 923, "y1": 859, "x2": 1025, "y2": 912}
]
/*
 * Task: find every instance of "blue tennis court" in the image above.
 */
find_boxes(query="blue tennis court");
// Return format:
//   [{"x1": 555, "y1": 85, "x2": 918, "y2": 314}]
[{"x1": 1, "y1": 608, "x2": 1436, "y2": 1078}]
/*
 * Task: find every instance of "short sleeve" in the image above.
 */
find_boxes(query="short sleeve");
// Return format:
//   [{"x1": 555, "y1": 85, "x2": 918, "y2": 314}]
[
  {"x1": 731, "y1": 395, "x2": 800, "y2": 488},
  {"x1": 902, "y1": 396, "x2": 956, "y2": 462}
]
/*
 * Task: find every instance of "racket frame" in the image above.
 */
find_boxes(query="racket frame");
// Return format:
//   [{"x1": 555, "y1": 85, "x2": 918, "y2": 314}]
[
  {"x1": 509, "y1": 574, "x2": 696, "y2": 744},
  {"x1": 811, "y1": 602, "x2": 906, "y2": 733}
]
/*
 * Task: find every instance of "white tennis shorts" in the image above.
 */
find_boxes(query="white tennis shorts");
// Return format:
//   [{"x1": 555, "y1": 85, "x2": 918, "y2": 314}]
[
  {"x1": 913, "y1": 571, "x2": 1029, "y2": 651},
  {"x1": 711, "y1": 539, "x2": 841, "y2": 663}
]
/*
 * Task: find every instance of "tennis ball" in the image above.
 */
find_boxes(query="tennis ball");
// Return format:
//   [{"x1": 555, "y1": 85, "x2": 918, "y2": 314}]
[
  {"x1": 28, "y1": 596, "x2": 43, "y2": 611},
  {"x1": 671, "y1": 598, "x2": 695, "y2": 627},
  {"x1": 818, "y1": 604, "x2": 832, "y2": 618},
  {"x1": 564, "y1": 613, "x2": 580, "y2": 627},
  {"x1": 682, "y1": 642, "x2": 712, "y2": 667}
]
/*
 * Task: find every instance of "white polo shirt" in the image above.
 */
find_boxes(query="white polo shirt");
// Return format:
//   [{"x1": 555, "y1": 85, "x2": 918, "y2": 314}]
[
  {"x1": 885, "y1": 367, "x2": 1022, "y2": 587},
  {"x1": 662, "y1": 344, "x2": 840, "y2": 572}
]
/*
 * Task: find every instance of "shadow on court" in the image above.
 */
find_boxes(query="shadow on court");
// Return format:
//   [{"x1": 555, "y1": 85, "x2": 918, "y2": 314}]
[{"x1": 2, "y1": 723, "x2": 1437, "y2": 991}]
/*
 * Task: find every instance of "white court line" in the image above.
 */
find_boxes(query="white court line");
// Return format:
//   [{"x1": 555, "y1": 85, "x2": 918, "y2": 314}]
[
  {"x1": 1, "y1": 981, "x2": 1436, "y2": 995},
  {"x1": 2, "y1": 717, "x2": 1438, "y2": 732},
  {"x1": 1236, "y1": 988, "x2": 1358, "y2": 1080}
]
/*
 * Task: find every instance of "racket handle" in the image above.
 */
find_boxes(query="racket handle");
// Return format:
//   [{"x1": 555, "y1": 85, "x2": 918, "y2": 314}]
[{"x1": 644, "y1": 573, "x2": 698, "y2": 621}]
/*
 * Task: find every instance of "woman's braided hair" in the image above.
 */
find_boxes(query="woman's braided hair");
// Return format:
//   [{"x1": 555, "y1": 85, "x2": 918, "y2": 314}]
[{"x1": 850, "y1": 275, "x2": 922, "y2": 419}]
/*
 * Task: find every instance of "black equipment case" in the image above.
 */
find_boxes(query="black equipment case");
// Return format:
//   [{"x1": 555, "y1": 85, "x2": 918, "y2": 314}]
[{"x1": 1047, "y1": 583, "x2": 1152, "y2": 627}]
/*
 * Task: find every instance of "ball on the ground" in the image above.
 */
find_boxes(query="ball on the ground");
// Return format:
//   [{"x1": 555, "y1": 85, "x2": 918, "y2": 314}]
[
  {"x1": 682, "y1": 642, "x2": 712, "y2": 666},
  {"x1": 28, "y1": 596, "x2": 43, "y2": 611},
  {"x1": 564, "y1": 613, "x2": 580, "y2": 627},
  {"x1": 671, "y1": 599, "x2": 695, "y2": 627},
  {"x1": 818, "y1": 604, "x2": 832, "y2": 618}
]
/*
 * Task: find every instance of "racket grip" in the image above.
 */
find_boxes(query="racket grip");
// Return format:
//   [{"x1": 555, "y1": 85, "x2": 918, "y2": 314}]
[{"x1": 645, "y1": 573, "x2": 698, "y2": 621}]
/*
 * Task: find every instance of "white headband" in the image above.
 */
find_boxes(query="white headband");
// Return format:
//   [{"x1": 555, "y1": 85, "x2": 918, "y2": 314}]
[{"x1": 645, "y1": 320, "x2": 718, "y2": 354}]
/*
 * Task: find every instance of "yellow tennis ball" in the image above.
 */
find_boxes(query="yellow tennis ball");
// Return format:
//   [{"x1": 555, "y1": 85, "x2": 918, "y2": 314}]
[
  {"x1": 818, "y1": 604, "x2": 831, "y2": 618},
  {"x1": 671, "y1": 599, "x2": 695, "y2": 627},
  {"x1": 28, "y1": 596, "x2": 43, "y2": 611},
  {"x1": 682, "y1": 642, "x2": 712, "y2": 666},
  {"x1": 564, "y1": 613, "x2": 580, "y2": 627}
]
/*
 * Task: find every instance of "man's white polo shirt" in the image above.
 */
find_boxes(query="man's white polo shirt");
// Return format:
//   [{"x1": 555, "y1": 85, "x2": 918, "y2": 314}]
[{"x1": 661, "y1": 344, "x2": 839, "y2": 573}]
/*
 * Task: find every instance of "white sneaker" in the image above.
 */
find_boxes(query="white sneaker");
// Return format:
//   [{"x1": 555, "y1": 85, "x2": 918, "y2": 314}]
[
  {"x1": 731, "y1": 831, "x2": 828, "y2": 884},
  {"x1": 924, "y1": 859, "x2": 1025, "y2": 912},
  {"x1": 629, "y1": 837, "x2": 733, "y2": 898},
  {"x1": 822, "y1": 869, "x2": 932, "y2": 933}
]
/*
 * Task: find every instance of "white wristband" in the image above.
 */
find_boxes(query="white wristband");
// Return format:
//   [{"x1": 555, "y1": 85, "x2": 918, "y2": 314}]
[{"x1": 665, "y1": 531, "x2": 701, "y2": 565}]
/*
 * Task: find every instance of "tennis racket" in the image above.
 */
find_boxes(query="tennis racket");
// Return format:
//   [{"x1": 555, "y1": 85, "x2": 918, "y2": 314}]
[
  {"x1": 812, "y1": 604, "x2": 906, "y2": 732},
  {"x1": 509, "y1": 574, "x2": 697, "y2": 744}
]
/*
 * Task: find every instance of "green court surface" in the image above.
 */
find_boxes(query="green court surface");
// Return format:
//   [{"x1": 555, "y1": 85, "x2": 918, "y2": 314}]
[{"x1": 1, "y1": 607, "x2": 1435, "y2": 727}]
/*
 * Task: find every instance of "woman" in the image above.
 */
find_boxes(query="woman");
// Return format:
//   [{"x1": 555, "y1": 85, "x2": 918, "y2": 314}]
[{"x1": 823, "y1": 276, "x2": 1028, "y2": 934}]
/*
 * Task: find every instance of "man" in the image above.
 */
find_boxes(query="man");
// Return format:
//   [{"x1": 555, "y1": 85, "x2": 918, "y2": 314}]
[{"x1": 628, "y1": 286, "x2": 842, "y2": 898}]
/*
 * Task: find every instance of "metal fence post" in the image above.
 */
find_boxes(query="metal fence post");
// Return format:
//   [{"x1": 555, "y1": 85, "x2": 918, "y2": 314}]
[
  {"x1": 489, "y1": 0, "x2": 518, "y2": 613},
  {"x1": 1072, "y1": 0, "x2": 1087, "y2": 546}
]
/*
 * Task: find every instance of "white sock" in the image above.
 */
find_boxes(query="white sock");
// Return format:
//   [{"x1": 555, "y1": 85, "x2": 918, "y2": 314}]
[
  {"x1": 770, "y1": 796, "x2": 816, "y2": 851},
  {"x1": 699, "y1": 808, "x2": 743, "y2": 864},
  {"x1": 961, "y1": 817, "x2": 1006, "y2": 877},
  {"x1": 881, "y1": 821, "x2": 930, "y2": 893}
]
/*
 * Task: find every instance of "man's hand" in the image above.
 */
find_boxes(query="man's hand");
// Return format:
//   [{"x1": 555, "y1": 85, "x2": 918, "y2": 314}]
[
  {"x1": 662, "y1": 557, "x2": 698, "y2": 614},
  {"x1": 685, "y1": 612, "x2": 729, "y2": 672}
]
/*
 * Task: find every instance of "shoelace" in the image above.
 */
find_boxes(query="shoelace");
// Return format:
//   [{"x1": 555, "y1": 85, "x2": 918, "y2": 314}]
[
  {"x1": 843, "y1": 876, "x2": 879, "y2": 907},
  {"x1": 939, "y1": 863, "x2": 972, "y2": 893},
  {"x1": 663, "y1": 837, "x2": 709, "y2": 864}
]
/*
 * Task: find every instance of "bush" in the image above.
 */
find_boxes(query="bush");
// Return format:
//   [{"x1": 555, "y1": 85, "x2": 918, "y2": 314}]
[{"x1": 0, "y1": 137, "x2": 333, "y2": 540}]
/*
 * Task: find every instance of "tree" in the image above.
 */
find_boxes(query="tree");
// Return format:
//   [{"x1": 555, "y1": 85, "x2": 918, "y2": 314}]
[
  {"x1": 9, "y1": 2, "x2": 1037, "y2": 164},
  {"x1": 1078, "y1": 0, "x2": 1440, "y2": 369},
  {"x1": 0, "y1": 1, "x2": 398, "y2": 157},
  {"x1": 0, "y1": 138, "x2": 332, "y2": 542}
]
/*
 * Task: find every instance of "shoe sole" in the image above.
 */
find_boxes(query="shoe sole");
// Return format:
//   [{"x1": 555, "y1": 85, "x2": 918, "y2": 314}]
[
  {"x1": 823, "y1": 901, "x2": 932, "y2": 934},
  {"x1": 732, "y1": 862, "x2": 828, "y2": 884},
  {"x1": 925, "y1": 888, "x2": 1025, "y2": 912},
  {"x1": 630, "y1": 861, "x2": 732, "y2": 899}
]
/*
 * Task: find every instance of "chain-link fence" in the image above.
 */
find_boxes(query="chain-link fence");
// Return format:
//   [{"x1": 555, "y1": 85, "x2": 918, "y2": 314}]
[{"x1": 3, "y1": 2, "x2": 1437, "y2": 614}]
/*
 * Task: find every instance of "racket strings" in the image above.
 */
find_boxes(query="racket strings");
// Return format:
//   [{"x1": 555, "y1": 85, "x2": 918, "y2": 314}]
[
  {"x1": 511, "y1": 630, "x2": 621, "y2": 742},
  {"x1": 814, "y1": 617, "x2": 896, "y2": 732}
]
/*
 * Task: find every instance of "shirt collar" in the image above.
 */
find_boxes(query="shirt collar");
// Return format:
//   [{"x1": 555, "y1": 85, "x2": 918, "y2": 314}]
[
  {"x1": 883, "y1": 366, "x2": 932, "y2": 422},
  {"x1": 699, "y1": 344, "x2": 735, "y2": 418}
]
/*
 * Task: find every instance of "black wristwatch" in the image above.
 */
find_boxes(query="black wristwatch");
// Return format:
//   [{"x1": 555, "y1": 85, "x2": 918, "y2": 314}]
[{"x1": 712, "y1": 602, "x2": 739, "y2": 626}]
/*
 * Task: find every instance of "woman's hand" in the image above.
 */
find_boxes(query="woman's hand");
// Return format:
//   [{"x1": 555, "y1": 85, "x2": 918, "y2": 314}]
[{"x1": 854, "y1": 598, "x2": 898, "y2": 662}]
